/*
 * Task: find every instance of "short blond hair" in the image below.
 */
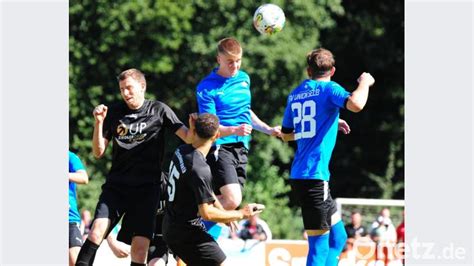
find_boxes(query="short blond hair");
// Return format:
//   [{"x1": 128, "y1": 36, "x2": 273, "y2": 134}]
[{"x1": 217, "y1": 37, "x2": 242, "y2": 57}]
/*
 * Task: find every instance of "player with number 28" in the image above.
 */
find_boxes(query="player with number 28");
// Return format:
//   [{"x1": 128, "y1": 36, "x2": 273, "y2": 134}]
[{"x1": 280, "y1": 48, "x2": 375, "y2": 266}]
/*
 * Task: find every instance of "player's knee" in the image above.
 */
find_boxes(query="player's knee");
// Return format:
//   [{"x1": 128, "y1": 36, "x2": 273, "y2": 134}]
[
  {"x1": 88, "y1": 219, "x2": 109, "y2": 243},
  {"x1": 131, "y1": 237, "x2": 150, "y2": 262},
  {"x1": 87, "y1": 229, "x2": 104, "y2": 244}
]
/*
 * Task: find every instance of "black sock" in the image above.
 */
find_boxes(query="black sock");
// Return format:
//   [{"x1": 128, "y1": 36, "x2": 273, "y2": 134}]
[
  {"x1": 75, "y1": 239, "x2": 100, "y2": 266},
  {"x1": 130, "y1": 262, "x2": 146, "y2": 266}
]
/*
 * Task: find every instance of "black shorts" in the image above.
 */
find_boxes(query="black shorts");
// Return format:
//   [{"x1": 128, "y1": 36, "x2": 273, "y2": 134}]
[
  {"x1": 163, "y1": 216, "x2": 226, "y2": 266},
  {"x1": 207, "y1": 143, "x2": 248, "y2": 194},
  {"x1": 166, "y1": 231, "x2": 225, "y2": 265},
  {"x1": 69, "y1": 222, "x2": 83, "y2": 248},
  {"x1": 290, "y1": 179, "x2": 337, "y2": 230},
  {"x1": 93, "y1": 182, "x2": 160, "y2": 240}
]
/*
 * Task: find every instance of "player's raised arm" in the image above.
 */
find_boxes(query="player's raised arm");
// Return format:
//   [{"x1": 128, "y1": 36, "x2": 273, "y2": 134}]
[
  {"x1": 346, "y1": 72, "x2": 375, "y2": 113},
  {"x1": 250, "y1": 109, "x2": 281, "y2": 137},
  {"x1": 92, "y1": 104, "x2": 109, "y2": 158}
]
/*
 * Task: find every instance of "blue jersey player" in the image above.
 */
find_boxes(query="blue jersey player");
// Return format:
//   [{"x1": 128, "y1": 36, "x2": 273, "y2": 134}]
[
  {"x1": 196, "y1": 37, "x2": 281, "y2": 238},
  {"x1": 69, "y1": 151, "x2": 89, "y2": 266},
  {"x1": 281, "y1": 48, "x2": 375, "y2": 266}
]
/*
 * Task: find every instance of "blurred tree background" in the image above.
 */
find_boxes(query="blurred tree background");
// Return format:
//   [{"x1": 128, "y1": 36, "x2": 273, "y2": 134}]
[{"x1": 70, "y1": 0, "x2": 403, "y2": 239}]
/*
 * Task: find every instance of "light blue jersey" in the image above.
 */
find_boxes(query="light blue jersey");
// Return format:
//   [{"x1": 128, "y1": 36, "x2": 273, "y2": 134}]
[
  {"x1": 282, "y1": 80, "x2": 350, "y2": 181},
  {"x1": 196, "y1": 69, "x2": 252, "y2": 149},
  {"x1": 69, "y1": 151, "x2": 85, "y2": 223}
]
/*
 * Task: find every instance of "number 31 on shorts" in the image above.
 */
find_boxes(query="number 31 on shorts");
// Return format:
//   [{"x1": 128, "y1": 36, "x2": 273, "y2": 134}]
[{"x1": 291, "y1": 100, "x2": 316, "y2": 139}]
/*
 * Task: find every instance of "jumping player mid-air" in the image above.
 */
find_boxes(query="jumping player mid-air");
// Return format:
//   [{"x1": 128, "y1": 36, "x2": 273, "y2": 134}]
[
  {"x1": 281, "y1": 48, "x2": 375, "y2": 266},
  {"x1": 196, "y1": 37, "x2": 280, "y2": 238}
]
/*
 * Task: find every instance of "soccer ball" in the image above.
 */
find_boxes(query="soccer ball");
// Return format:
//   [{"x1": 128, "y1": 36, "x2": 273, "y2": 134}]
[{"x1": 253, "y1": 4, "x2": 285, "y2": 36}]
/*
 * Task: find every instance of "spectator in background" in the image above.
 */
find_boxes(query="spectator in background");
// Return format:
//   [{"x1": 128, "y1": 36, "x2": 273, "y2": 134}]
[
  {"x1": 232, "y1": 214, "x2": 272, "y2": 241},
  {"x1": 344, "y1": 211, "x2": 369, "y2": 252},
  {"x1": 396, "y1": 210, "x2": 405, "y2": 243},
  {"x1": 370, "y1": 208, "x2": 397, "y2": 243},
  {"x1": 371, "y1": 208, "x2": 397, "y2": 264},
  {"x1": 345, "y1": 211, "x2": 368, "y2": 239}
]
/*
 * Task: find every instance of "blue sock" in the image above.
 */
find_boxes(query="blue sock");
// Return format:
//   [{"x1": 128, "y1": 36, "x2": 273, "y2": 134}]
[
  {"x1": 325, "y1": 221, "x2": 348, "y2": 266},
  {"x1": 307, "y1": 234, "x2": 329, "y2": 266},
  {"x1": 202, "y1": 220, "x2": 222, "y2": 240}
]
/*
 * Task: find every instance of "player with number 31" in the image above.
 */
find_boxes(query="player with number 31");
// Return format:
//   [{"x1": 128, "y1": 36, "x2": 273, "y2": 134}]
[{"x1": 281, "y1": 48, "x2": 375, "y2": 266}]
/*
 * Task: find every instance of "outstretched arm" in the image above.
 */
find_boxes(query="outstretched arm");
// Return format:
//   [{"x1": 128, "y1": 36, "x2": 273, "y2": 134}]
[
  {"x1": 176, "y1": 113, "x2": 252, "y2": 140},
  {"x1": 198, "y1": 201, "x2": 265, "y2": 224},
  {"x1": 250, "y1": 110, "x2": 281, "y2": 137},
  {"x1": 218, "y1": 124, "x2": 253, "y2": 138}
]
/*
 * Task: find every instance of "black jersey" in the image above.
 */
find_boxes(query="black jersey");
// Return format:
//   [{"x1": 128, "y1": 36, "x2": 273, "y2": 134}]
[
  {"x1": 103, "y1": 99, "x2": 184, "y2": 186},
  {"x1": 163, "y1": 144, "x2": 215, "y2": 236}
]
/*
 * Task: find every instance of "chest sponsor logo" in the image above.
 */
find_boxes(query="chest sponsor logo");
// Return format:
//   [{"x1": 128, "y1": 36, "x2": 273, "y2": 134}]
[{"x1": 116, "y1": 122, "x2": 148, "y2": 142}]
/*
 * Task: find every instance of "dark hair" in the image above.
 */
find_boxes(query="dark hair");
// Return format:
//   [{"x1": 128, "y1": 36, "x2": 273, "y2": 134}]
[
  {"x1": 306, "y1": 48, "x2": 335, "y2": 78},
  {"x1": 195, "y1": 113, "x2": 219, "y2": 139},
  {"x1": 217, "y1": 37, "x2": 242, "y2": 57},
  {"x1": 117, "y1": 68, "x2": 146, "y2": 86}
]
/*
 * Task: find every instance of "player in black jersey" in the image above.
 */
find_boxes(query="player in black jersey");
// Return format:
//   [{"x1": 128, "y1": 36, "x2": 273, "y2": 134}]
[
  {"x1": 76, "y1": 69, "x2": 195, "y2": 266},
  {"x1": 163, "y1": 113, "x2": 265, "y2": 266}
]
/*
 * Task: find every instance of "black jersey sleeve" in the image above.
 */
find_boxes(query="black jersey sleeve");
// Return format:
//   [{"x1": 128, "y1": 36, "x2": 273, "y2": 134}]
[
  {"x1": 190, "y1": 166, "x2": 215, "y2": 205},
  {"x1": 159, "y1": 102, "x2": 185, "y2": 133}
]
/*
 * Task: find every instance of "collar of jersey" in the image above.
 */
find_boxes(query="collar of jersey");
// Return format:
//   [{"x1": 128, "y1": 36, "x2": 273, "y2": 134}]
[{"x1": 125, "y1": 99, "x2": 149, "y2": 113}]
